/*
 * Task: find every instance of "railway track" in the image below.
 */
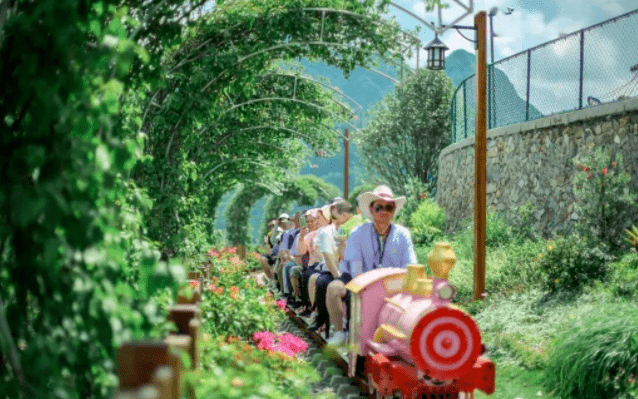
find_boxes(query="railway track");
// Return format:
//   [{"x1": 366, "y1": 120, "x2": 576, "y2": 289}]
[{"x1": 279, "y1": 303, "x2": 372, "y2": 399}]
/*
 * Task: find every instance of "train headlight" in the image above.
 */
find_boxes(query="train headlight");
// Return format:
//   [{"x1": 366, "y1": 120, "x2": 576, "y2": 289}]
[{"x1": 437, "y1": 283, "x2": 457, "y2": 301}]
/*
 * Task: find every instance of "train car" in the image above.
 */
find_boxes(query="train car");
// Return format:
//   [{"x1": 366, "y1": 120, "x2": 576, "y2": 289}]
[{"x1": 344, "y1": 242, "x2": 494, "y2": 399}]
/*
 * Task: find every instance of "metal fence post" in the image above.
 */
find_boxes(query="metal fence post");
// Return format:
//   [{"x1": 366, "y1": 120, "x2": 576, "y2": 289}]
[
  {"x1": 487, "y1": 63, "x2": 494, "y2": 129},
  {"x1": 525, "y1": 50, "x2": 531, "y2": 121},
  {"x1": 463, "y1": 82, "x2": 468, "y2": 139},
  {"x1": 579, "y1": 30, "x2": 585, "y2": 109},
  {"x1": 451, "y1": 95, "x2": 456, "y2": 143}
]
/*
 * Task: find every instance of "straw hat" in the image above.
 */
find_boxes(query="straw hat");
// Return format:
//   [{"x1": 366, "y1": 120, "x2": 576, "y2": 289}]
[{"x1": 357, "y1": 185, "x2": 406, "y2": 220}]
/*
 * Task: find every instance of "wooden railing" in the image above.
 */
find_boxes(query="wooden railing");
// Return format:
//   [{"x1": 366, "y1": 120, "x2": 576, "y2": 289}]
[{"x1": 113, "y1": 271, "x2": 204, "y2": 399}]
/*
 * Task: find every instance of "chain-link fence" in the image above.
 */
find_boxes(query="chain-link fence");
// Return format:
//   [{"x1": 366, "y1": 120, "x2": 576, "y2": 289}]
[{"x1": 451, "y1": 8, "x2": 638, "y2": 143}]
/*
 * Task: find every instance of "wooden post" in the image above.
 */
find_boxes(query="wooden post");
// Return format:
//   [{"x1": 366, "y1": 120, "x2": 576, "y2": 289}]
[
  {"x1": 344, "y1": 128, "x2": 349, "y2": 200},
  {"x1": 116, "y1": 341, "x2": 181, "y2": 399},
  {"x1": 167, "y1": 305, "x2": 201, "y2": 368},
  {"x1": 238, "y1": 245, "x2": 246, "y2": 260},
  {"x1": 473, "y1": 11, "x2": 487, "y2": 301}
]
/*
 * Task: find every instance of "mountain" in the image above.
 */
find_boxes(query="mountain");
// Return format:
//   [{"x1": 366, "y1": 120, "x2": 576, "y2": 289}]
[
  {"x1": 445, "y1": 49, "x2": 476, "y2": 87},
  {"x1": 445, "y1": 49, "x2": 543, "y2": 139}
]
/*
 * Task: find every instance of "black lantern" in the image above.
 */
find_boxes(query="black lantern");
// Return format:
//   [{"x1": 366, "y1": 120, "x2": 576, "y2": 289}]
[{"x1": 425, "y1": 35, "x2": 449, "y2": 70}]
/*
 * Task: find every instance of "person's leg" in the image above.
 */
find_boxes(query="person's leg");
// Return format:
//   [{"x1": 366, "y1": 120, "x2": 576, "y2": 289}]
[
  {"x1": 327, "y1": 273, "x2": 352, "y2": 332},
  {"x1": 290, "y1": 266, "x2": 301, "y2": 298},
  {"x1": 308, "y1": 273, "x2": 320, "y2": 307},
  {"x1": 283, "y1": 262, "x2": 292, "y2": 294},
  {"x1": 314, "y1": 272, "x2": 334, "y2": 328},
  {"x1": 327, "y1": 280, "x2": 347, "y2": 332},
  {"x1": 276, "y1": 260, "x2": 285, "y2": 293}
]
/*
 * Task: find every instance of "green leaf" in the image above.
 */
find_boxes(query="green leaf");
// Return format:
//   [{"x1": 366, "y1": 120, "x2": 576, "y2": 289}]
[{"x1": 95, "y1": 145, "x2": 112, "y2": 171}]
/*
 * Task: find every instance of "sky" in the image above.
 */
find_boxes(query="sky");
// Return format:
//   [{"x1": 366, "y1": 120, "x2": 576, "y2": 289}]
[{"x1": 388, "y1": 0, "x2": 637, "y2": 66}]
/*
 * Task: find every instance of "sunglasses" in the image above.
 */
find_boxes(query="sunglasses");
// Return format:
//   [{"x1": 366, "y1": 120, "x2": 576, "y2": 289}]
[{"x1": 373, "y1": 203, "x2": 395, "y2": 213}]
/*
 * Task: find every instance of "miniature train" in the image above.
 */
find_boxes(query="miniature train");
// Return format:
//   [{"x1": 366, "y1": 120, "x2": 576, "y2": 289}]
[{"x1": 344, "y1": 243, "x2": 495, "y2": 399}]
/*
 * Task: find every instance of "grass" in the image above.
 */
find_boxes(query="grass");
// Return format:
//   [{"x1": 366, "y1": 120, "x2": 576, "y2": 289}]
[{"x1": 475, "y1": 362, "x2": 557, "y2": 399}]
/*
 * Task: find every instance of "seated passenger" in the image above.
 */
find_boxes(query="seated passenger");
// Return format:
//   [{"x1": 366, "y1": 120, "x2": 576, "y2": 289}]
[
  {"x1": 260, "y1": 219, "x2": 281, "y2": 279},
  {"x1": 309, "y1": 199, "x2": 355, "y2": 332},
  {"x1": 325, "y1": 185, "x2": 417, "y2": 346}
]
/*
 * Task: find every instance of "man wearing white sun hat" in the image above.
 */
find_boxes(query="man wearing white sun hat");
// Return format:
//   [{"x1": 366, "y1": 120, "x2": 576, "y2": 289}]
[{"x1": 324, "y1": 185, "x2": 417, "y2": 346}]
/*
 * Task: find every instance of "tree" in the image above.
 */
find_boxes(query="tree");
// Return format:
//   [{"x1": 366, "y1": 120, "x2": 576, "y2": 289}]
[{"x1": 355, "y1": 68, "x2": 454, "y2": 192}]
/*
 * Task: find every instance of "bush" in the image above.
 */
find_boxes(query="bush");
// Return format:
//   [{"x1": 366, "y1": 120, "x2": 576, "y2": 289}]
[
  {"x1": 487, "y1": 239, "x2": 547, "y2": 296},
  {"x1": 572, "y1": 146, "x2": 638, "y2": 255},
  {"x1": 606, "y1": 251, "x2": 638, "y2": 298},
  {"x1": 485, "y1": 212, "x2": 514, "y2": 247},
  {"x1": 545, "y1": 302, "x2": 638, "y2": 399},
  {"x1": 189, "y1": 334, "x2": 321, "y2": 399},
  {"x1": 396, "y1": 177, "x2": 433, "y2": 227},
  {"x1": 409, "y1": 199, "x2": 446, "y2": 245},
  {"x1": 538, "y1": 235, "x2": 613, "y2": 294},
  {"x1": 510, "y1": 202, "x2": 540, "y2": 243}
]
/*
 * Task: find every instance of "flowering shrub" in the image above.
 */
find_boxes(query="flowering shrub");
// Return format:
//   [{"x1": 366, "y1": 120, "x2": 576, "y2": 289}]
[
  {"x1": 572, "y1": 146, "x2": 638, "y2": 254},
  {"x1": 188, "y1": 334, "x2": 320, "y2": 399},
  {"x1": 252, "y1": 331, "x2": 309, "y2": 357},
  {"x1": 200, "y1": 278, "x2": 285, "y2": 338},
  {"x1": 537, "y1": 234, "x2": 612, "y2": 294}
]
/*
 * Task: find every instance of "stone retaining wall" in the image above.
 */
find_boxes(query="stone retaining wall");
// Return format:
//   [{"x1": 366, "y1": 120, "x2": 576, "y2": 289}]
[{"x1": 436, "y1": 98, "x2": 638, "y2": 236}]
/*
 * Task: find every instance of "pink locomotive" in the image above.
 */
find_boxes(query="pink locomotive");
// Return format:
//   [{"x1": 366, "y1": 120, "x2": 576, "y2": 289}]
[{"x1": 344, "y1": 242, "x2": 495, "y2": 399}]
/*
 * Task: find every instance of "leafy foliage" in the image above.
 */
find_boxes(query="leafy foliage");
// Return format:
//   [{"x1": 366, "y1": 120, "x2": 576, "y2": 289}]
[
  {"x1": 572, "y1": 146, "x2": 638, "y2": 255},
  {"x1": 537, "y1": 235, "x2": 613, "y2": 294},
  {"x1": 134, "y1": 0, "x2": 417, "y2": 255},
  {"x1": 355, "y1": 68, "x2": 453, "y2": 191},
  {"x1": 409, "y1": 199, "x2": 446, "y2": 245},
  {"x1": 0, "y1": 0, "x2": 200, "y2": 396},
  {"x1": 187, "y1": 334, "x2": 320, "y2": 399},
  {"x1": 604, "y1": 251, "x2": 638, "y2": 298}
]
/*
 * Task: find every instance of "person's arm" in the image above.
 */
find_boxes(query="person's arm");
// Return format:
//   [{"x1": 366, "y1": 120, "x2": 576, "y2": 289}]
[
  {"x1": 323, "y1": 252, "x2": 340, "y2": 278},
  {"x1": 341, "y1": 226, "x2": 364, "y2": 277},
  {"x1": 296, "y1": 227, "x2": 309, "y2": 255},
  {"x1": 402, "y1": 228, "x2": 418, "y2": 267},
  {"x1": 317, "y1": 228, "x2": 340, "y2": 278}
]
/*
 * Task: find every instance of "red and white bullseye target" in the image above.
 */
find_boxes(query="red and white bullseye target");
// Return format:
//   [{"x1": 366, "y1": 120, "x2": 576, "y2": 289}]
[{"x1": 410, "y1": 306, "x2": 481, "y2": 381}]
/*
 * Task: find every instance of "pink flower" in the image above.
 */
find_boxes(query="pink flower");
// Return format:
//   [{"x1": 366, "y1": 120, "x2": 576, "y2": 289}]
[
  {"x1": 252, "y1": 331, "x2": 308, "y2": 357},
  {"x1": 274, "y1": 300, "x2": 288, "y2": 311},
  {"x1": 207, "y1": 249, "x2": 220, "y2": 258},
  {"x1": 420, "y1": 192, "x2": 427, "y2": 200},
  {"x1": 602, "y1": 168, "x2": 608, "y2": 175},
  {"x1": 317, "y1": 150, "x2": 325, "y2": 157},
  {"x1": 207, "y1": 283, "x2": 217, "y2": 292},
  {"x1": 612, "y1": 161, "x2": 617, "y2": 167},
  {"x1": 353, "y1": 115, "x2": 358, "y2": 120},
  {"x1": 189, "y1": 280, "x2": 199, "y2": 290}
]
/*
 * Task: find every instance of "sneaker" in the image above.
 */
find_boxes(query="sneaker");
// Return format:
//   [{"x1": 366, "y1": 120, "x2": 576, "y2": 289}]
[{"x1": 326, "y1": 331, "x2": 346, "y2": 347}]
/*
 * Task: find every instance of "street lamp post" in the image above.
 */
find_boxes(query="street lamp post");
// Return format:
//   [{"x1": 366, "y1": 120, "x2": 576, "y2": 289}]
[
  {"x1": 344, "y1": 128, "x2": 349, "y2": 200},
  {"x1": 424, "y1": 11, "x2": 488, "y2": 301}
]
